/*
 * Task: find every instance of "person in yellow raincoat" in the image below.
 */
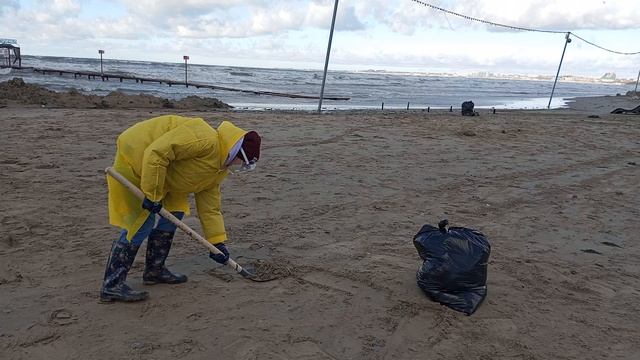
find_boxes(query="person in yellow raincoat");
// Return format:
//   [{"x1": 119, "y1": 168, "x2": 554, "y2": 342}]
[{"x1": 101, "y1": 115, "x2": 261, "y2": 302}]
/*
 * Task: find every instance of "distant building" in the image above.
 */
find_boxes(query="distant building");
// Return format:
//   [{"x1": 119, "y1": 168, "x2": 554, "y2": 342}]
[
  {"x1": 0, "y1": 38, "x2": 21, "y2": 67},
  {"x1": 600, "y1": 72, "x2": 616, "y2": 81}
]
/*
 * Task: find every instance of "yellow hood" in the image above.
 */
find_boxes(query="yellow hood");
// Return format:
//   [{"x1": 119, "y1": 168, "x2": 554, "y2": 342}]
[{"x1": 217, "y1": 120, "x2": 248, "y2": 167}]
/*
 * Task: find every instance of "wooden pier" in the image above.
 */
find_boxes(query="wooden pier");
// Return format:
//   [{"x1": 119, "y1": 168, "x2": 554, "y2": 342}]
[{"x1": 0, "y1": 66, "x2": 351, "y2": 101}]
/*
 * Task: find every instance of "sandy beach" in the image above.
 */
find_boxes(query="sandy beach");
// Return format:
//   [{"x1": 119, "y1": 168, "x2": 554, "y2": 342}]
[{"x1": 1, "y1": 84, "x2": 639, "y2": 359}]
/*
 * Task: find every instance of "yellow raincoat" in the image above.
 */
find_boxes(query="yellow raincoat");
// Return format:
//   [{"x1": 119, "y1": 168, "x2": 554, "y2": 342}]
[{"x1": 107, "y1": 115, "x2": 247, "y2": 244}]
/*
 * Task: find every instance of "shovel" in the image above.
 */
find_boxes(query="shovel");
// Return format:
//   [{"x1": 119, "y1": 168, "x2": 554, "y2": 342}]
[{"x1": 105, "y1": 167, "x2": 262, "y2": 281}]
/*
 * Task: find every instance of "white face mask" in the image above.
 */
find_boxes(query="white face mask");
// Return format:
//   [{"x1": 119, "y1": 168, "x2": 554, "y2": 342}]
[{"x1": 229, "y1": 148, "x2": 257, "y2": 174}]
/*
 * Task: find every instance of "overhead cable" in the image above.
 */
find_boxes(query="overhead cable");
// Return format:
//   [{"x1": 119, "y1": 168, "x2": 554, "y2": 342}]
[
  {"x1": 409, "y1": 0, "x2": 640, "y2": 55},
  {"x1": 570, "y1": 33, "x2": 640, "y2": 55},
  {"x1": 409, "y1": 0, "x2": 565, "y2": 34}
]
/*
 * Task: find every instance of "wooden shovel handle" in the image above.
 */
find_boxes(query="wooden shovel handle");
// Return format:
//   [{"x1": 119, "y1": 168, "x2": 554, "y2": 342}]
[{"x1": 105, "y1": 167, "x2": 249, "y2": 276}]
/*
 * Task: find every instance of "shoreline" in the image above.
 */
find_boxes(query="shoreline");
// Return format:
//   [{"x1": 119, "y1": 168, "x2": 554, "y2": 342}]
[
  {"x1": 1, "y1": 77, "x2": 638, "y2": 115},
  {"x1": 563, "y1": 92, "x2": 639, "y2": 114}
]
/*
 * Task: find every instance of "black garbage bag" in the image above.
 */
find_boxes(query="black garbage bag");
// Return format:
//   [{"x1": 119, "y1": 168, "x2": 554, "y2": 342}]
[
  {"x1": 413, "y1": 220, "x2": 490, "y2": 315},
  {"x1": 461, "y1": 101, "x2": 479, "y2": 116}
]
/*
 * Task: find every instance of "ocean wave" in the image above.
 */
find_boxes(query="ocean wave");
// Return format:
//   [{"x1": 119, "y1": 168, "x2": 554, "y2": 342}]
[
  {"x1": 229, "y1": 71, "x2": 253, "y2": 77},
  {"x1": 6, "y1": 55, "x2": 632, "y2": 110}
]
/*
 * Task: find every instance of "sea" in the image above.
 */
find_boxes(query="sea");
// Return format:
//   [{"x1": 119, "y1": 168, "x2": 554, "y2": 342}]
[{"x1": 0, "y1": 55, "x2": 634, "y2": 111}]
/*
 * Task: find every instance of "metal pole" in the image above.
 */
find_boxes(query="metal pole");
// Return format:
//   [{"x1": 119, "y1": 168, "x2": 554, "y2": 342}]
[
  {"x1": 318, "y1": 0, "x2": 339, "y2": 113},
  {"x1": 98, "y1": 50, "x2": 104, "y2": 76},
  {"x1": 183, "y1": 55, "x2": 189, "y2": 87},
  {"x1": 548, "y1": 32, "x2": 571, "y2": 109},
  {"x1": 634, "y1": 68, "x2": 639, "y2": 94}
]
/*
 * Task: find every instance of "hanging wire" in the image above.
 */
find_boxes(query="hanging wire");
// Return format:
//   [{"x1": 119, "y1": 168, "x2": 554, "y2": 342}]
[
  {"x1": 409, "y1": 0, "x2": 640, "y2": 55},
  {"x1": 409, "y1": 0, "x2": 565, "y2": 34},
  {"x1": 570, "y1": 33, "x2": 640, "y2": 55}
]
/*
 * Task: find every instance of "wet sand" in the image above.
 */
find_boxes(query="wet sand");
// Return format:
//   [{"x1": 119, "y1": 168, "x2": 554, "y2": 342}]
[
  {"x1": 1, "y1": 93, "x2": 639, "y2": 359},
  {"x1": 565, "y1": 91, "x2": 639, "y2": 115}
]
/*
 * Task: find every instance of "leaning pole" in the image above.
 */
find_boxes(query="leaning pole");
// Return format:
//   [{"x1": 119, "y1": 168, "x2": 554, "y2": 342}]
[
  {"x1": 548, "y1": 32, "x2": 572, "y2": 109},
  {"x1": 318, "y1": 0, "x2": 339, "y2": 113}
]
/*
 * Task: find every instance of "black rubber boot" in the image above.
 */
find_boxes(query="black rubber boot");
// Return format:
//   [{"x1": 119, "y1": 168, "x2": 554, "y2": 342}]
[
  {"x1": 143, "y1": 229, "x2": 188, "y2": 285},
  {"x1": 100, "y1": 241, "x2": 149, "y2": 302}
]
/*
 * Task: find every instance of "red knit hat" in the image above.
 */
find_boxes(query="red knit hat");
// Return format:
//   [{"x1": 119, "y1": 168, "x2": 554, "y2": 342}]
[{"x1": 238, "y1": 131, "x2": 261, "y2": 162}]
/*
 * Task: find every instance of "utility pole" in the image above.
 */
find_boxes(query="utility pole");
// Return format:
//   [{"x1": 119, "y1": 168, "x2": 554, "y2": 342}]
[{"x1": 318, "y1": 0, "x2": 339, "y2": 113}]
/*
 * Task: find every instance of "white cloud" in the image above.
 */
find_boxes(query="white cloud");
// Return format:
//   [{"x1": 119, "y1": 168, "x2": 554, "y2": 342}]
[
  {"x1": 431, "y1": 0, "x2": 640, "y2": 31},
  {"x1": 0, "y1": 0, "x2": 18, "y2": 5},
  {"x1": 5, "y1": 1, "x2": 640, "y2": 42},
  {"x1": 49, "y1": 0, "x2": 81, "y2": 15},
  {"x1": 0, "y1": 0, "x2": 19, "y2": 11},
  {"x1": 5, "y1": 6, "x2": 86, "y2": 41},
  {"x1": 123, "y1": 0, "x2": 253, "y2": 18},
  {"x1": 117, "y1": 0, "x2": 362, "y2": 38},
  {"x1": 91, "y1": 17, "x2": 153, "y2": 40},
  {"x1": 0, "y1": 4, "x2": 14, "y2": 24},
  {"x1": 350, "y1": 0, "x2": 640, "y2": 34}
]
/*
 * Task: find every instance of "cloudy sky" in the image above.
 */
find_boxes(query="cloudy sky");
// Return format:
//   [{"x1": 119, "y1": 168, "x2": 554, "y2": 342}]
[{"x1": 2, "y1": 0, "x2": 640, "y2": 78}]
